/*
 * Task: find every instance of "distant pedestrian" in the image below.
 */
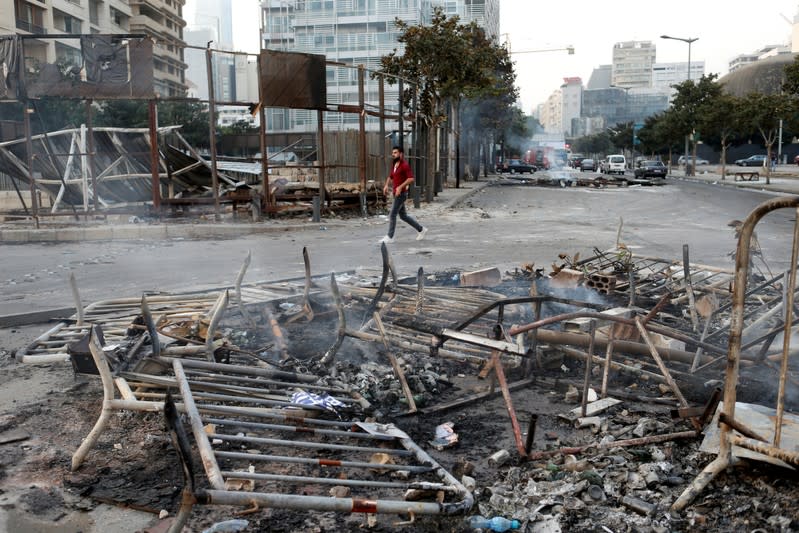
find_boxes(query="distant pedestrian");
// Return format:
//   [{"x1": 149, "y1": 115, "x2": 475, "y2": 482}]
[
  {"x1": 379, "y1": 146, "x2": 427, "y2": 244},
  {"x1": 771, "y1": 154, "x2": 777, "y2": 172}
]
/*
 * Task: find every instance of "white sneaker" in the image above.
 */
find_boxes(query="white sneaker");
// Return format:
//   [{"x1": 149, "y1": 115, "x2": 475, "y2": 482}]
[
  {"x1": 416, "y1": 227, "x2": 428, "y2": 241},
  {"x1": 379, "y1": 235, "x2": 394, "y2": 244}
]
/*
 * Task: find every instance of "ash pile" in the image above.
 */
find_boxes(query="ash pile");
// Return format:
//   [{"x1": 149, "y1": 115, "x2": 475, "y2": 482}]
[{"x1": 14, "y1": 208, "x2": 799, "y2": 532}]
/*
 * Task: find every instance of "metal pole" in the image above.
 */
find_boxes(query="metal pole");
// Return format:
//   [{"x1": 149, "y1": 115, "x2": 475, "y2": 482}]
[
  {"x1": 256, "y1": 50, "x2": 270, "y2": 215},
  {"x1": 205, "y1": 44, "x2": 220, "y2": 218},
  {"x1": 455, "y1": 99, "x2": 460, "y2": 189},
  {"x1": 412, "y1": 85, "x2": 420, "y2": 208},
  {"x1": 774, "y1": 206, "x2": 799, "y2": 446},
  {"x1": 379, "y1": 74, "x2": 386, "y2": 162},
  {"x1": 317, "y1": 109, "x2": 326, "y2": 212},
  {"x1": 23, "y1": 103, "x2": 39, "y2": 228},
  {"x1": 358, "y1": 65, "x2": 367, "y2": 194},
  {"x1": 398, "y1": 78, "x2": 404, "y2": 148},
  {"x1": 85, "y1": 100, "x2": 98, "y2": 212},
  {"x1": 148, "y1": 100, "x2": 161, "y2": 211}
]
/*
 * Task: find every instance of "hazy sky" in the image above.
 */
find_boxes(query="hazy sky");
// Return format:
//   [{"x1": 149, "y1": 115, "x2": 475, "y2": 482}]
[
  {"x1": 187, "y1": 0, "x2": 799, "y2": 113},
  {"x1": 500, "y1": 0, "x2": 799, "y2": 112}
]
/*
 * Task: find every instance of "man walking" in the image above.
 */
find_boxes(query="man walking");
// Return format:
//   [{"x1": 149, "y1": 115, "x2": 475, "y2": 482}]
[{"x1": 380, "y1": 146, "x2": 427, "y2": 244}]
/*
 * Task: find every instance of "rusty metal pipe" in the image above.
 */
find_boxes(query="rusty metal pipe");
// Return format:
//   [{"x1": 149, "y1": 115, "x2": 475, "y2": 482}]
[
  {"x1": 508, "y1": 311, "x2": 724, "y2": 359},
  {"x1": 775, "y1": 208, "x2": 799, "y2": 447},
  {"x1": 674, "y1": 195, "x2": 799, "y2": 512},
  {"x1": 731, "y1": 435, "x2": 799, "y2": 466},
  {"x1": 581, "y1": 321, "x2": 596, "y2": 418},
  {"x1": 490, "y1": 348, "x2": 527, "y2": 457},
  {"x1": 234, "y1": 250, "x2": 257, "y2": 330},
  {"x1": 534, "y1": 328, "x2": 708, "y2": 365},
  {"x1": 559, "y1": 346, "x2": 668, "y2": 384},
  {"x1": 634, "y1": 317, "x2": 689, "y2": 408},
  {"x1": 373, "y1": 312, "x2": 417, "y2": 412},
  {"x1": 528, "y1": 430, "x2": 698, "y2": 460},
  {"x1": 718, "y1": 412, "x2": 768, "y2": 443}
]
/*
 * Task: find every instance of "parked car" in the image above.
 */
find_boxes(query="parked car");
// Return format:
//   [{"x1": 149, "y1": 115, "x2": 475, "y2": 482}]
[
  {"x1": 634, "y1": 160, "x2": 667, "y2": 179},
  {"x1": 568, "y1": 154, "x2": 585, "y2": 168},
  {"x1": 602, "y1": 154, "x2": 626, "y2": 175},
  {"x1": 678, "y1": 155, "x2": 710, "y2": 166},
  {"x1": 497, "y1": 159, "x2": 536, "y2": 174},
  {"x1": 735, "y1": 155, "x2": 767, "y2": 167},
  {"x1": 579, "y1": 158, "x2": 597, "y2": 172}
]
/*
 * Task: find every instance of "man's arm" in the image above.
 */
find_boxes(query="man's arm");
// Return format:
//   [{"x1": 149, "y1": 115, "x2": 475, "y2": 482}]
[{"x1": 395, "y1": 162, "x2": 414, "y2": 194}]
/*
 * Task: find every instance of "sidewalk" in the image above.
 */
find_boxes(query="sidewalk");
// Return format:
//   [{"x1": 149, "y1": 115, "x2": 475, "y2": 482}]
[
  {"x1": 668, "y1": 165, "x2": 799, "y2": 195},
  {"x1": 0, "y1": 180, "x2": 486, "y2": 243}
]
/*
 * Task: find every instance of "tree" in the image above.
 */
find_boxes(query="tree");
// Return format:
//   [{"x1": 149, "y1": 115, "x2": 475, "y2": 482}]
[
  {"x1": 461, "y1": 42, "x2": 520, "y2": 177},
  {"x1": 608, "y1": 121, "x2": 634, "y2": 159},
  {"x1": 698, "y1": 93, "x2": 743, "y2": 179},
  {"x1": 737, "y1": 92, "x2": 795, "y2": 184},
  {"x1": 635, "y1": 112, "x2": 682, "y2": 159},
  {"x1": 380, "y1": 7, "x2": 517, "y2": 194},
  {"x1": 94, "y1": 100, "x2": 211, "y2": 149},
  {"x1": 668, "y1": 74, "x2": 721, "y2": 175},
  {"x1": 572, "y1": 131, "x2": 611, "y2": 156}
]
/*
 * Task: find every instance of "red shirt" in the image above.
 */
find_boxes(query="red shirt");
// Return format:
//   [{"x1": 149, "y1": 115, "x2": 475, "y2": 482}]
[{"x1": 390, "y1": 158, "x2": 414, "y2": 191}]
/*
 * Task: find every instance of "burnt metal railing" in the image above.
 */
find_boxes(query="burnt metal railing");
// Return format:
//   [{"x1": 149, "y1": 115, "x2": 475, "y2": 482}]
[
  {"x1": 165, "y1": 358, "x2": 472, "y2": 532},
  {"x1": 673, "y1": 195, "x2": 799, "y2": 511}
]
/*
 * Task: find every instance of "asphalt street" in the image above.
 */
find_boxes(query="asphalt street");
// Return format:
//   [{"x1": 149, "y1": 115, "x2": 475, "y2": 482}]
[{"x1": 1, "y1": 177, "x2": 795, "y2": 321}]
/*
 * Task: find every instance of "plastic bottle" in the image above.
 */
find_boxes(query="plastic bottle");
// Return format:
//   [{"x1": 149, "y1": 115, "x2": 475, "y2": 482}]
[
  {"x1": 201, "y1": 519, "x2": 250, "y2": 533},
  {"x1": 467, "y1": 515, "x2": 521, "y2": 532}
]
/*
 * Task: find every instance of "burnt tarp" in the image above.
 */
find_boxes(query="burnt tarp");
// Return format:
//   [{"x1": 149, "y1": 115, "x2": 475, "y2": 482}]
[
  {"x1": 0, "y1": 126, "x2": 238, "y2": 209},
  {"x1": 0, "y1": 35, "x2": 20, "y2": 100},
  {"x1": 22, "y1": 36, "x2": 155, "y2": 100},
  {"x1": 259, "y1": 50, "x2": 326, "y2": 110}
]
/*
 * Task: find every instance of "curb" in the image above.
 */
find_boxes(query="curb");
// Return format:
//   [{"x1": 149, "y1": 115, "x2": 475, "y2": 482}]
[
  {"x1": 667, "y1": 173, "x2": 799, "y2": 196},
  {"x1": 443, "y1": 180, "x2": 493, "y2": 209},
  {"x1": 0, "y1": 221, "x2": 345, "y2": 243}
]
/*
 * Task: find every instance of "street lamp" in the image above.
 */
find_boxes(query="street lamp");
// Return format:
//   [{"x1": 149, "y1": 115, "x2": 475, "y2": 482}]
[{"x1": 660, "y1": 35, "x2": 699, "y2": 174}]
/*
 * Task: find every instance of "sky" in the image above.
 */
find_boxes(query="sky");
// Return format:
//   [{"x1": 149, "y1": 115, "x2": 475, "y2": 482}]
[
  {"x1": 500, "y1": 0, "x2": 799, "y2": 113},
  {"x1": 186, "y1": 0, "x2": 799, "y2": 114}
]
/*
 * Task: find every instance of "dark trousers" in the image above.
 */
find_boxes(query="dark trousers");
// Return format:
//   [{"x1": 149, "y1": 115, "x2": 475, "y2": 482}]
[{"x1": 387, "y1": 191, "x2": 422, "y2": 238}]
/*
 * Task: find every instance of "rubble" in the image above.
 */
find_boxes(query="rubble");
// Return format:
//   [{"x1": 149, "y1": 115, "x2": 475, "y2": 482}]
[{"x1": 4, "y1": 196, "x2": 799, "y2": 531}]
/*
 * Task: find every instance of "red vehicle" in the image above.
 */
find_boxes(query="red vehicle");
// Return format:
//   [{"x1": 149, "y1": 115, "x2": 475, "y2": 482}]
[
  {"x1": 523, "y1": 148, "x2": 552, "y2": 170},
  {"x1": 522, "y1": 146, "x2": 568, "y2": 170}
]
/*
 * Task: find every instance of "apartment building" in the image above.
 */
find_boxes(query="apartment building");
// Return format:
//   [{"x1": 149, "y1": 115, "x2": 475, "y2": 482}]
[
  {"x1": 5, "y1": 0, "x2": 186, "y2": 97},
  {"x1": 259, "y1": 0, "x2": 499, "y2": 132},
  {"x1": 129, "y1": 0, "x2": 187, "y2": 96},
  {"x1": 611, "y1": 40, "x2": 656, "y2": 89}
]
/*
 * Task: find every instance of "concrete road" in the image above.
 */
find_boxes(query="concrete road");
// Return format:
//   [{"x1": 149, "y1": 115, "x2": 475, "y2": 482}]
[{"x1": 1, "y1": 178, "x2": 795, "y2": 319}]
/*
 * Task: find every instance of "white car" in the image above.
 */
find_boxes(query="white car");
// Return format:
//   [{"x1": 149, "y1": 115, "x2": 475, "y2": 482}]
[
  {"x1": 678, "y1": 156, "x2": 709, "y2": 166},
  {"x1": 603, "y1": 154, "x2": 626, "y2": 175}
]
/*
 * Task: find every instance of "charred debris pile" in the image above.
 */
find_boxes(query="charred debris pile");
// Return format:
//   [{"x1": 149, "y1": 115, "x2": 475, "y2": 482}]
[{"x1": 15, "y1": 240, "x2": 799, "y2": 531}]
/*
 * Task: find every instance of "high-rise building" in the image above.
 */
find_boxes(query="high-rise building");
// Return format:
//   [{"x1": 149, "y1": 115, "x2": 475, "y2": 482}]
[
  {"x1": 259, "y1": 0, "x2": 499, "y2": 132},
  {"x1": 3, "y1": 0, "x2": 133, "y2": 78},
  {"x1": 129, "y1": 0, "x2": 188, "y2": 96},
  {"x1": 184, "y1": 0, "x2": 244, "y2": 103},
  {"x1": 652, "y1": 61, "x2": 705, "y2": 89},
  {"x1": 611, "y1": 41, "x2": 656, "y2": 89}
]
